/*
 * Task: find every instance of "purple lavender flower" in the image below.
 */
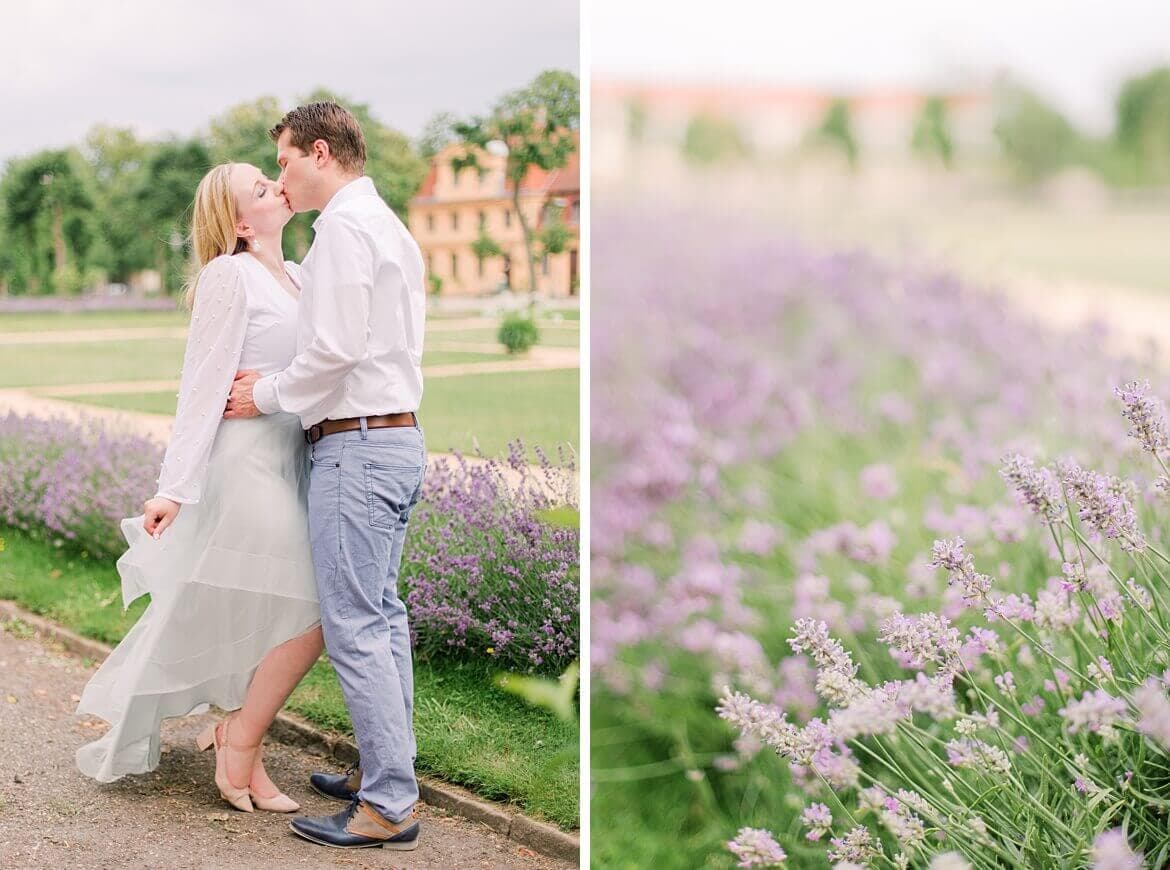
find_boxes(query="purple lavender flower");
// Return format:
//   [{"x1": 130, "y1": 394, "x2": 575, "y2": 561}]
[
  {"x1": 1059, "y1": 460, "x2": 1146, "y2": 552},
  {"x1": 1133, "y1": 678, "x2": 1170, "y2": 749},
  {"x1": 859, "y1": 463, "x2": 899, "y2": 500},
  {"x1": 1115, "y1": 379, "x2": 1169, "y2": 457},
  {"x1": 1091, "y1": 828, "x2": 1143, "y2": 870},
  {"x1": 726, "y1": 827, "x2": 787, "y2": 867},
  {"x1": 929, "y1": 538, "x2": 993, "y2": 606},
  {"x1": 1000, "y1": 454, "x2": 1064, "y2": 523},
  {"x1": 800, "y1": 802, "x2": 832, "y2": 841},
  {"x1": 1059, "y1": 689, "x2": 1128, "y2": 737}
]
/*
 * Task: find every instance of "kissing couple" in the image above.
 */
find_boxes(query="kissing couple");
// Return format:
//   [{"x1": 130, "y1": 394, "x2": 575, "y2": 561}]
[{"x1": 74, "y1": 101, "x2": 428, "y2": 852}]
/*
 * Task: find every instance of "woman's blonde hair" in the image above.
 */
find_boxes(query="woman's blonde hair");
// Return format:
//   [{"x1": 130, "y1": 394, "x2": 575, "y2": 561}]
[{"x1": 182, "y1": 163, "x2": 247, "y2": 310}]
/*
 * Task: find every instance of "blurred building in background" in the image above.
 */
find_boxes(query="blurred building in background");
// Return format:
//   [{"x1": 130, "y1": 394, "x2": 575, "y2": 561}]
[{"x1": 409, "y1": 135, "x2": 581, "y2": 297}]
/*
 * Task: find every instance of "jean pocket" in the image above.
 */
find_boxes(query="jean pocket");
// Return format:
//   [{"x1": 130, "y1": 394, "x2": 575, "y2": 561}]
[{"x1": 364, "y1": 461, "x2": 423, "y2": 530}]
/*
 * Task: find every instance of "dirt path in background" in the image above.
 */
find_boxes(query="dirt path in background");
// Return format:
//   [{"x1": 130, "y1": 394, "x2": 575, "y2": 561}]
[
  {"x1": 0, "y1": 622, "x2": 572, "y2": 870},
  {"x1": 983, "y1": 271, "x2": 1170, "y2": 359}
]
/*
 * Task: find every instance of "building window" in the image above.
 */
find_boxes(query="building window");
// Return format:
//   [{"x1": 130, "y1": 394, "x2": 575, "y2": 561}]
[
  {"x1": 542, "y1": 253, "x2": 550, "y2": 275},
  {"x1": 452, "y1": 211, "x2": 459, "y2": 231},
  {"x1": 478, "y1": 209, "x2": 486, "y2": 229},
  {"x1": 451, "y1": 167, "x2": 458, "y2": 187},
  {"x1": 426, "y1": 253, "x2": 433, "y2": 274},
  {"x1": 450, "y1": 252, "x2": 458, "y2": 279},
  {"x1": 426, "y1": 214, "x2": 434, "y2": 232},
  {"x1": 478, "y1": 256, "x2": 485, "y2": 278},
  {"x1": 504, "y1": 209, "x2": 512, "y2": 228}
]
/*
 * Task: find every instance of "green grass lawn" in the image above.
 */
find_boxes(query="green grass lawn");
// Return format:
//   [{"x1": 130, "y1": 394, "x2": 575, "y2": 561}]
[
  {"x1": 0, "y1": 339, "x2": 189, "y2": 387},
  {"x1": 0, "y1": 526, "x2": 578, "y2": 829},
  {"x1": 0, "y1": 310, "x2": 189, "y2": 332},
  {"x1": 56, "y1": 368, "x2": 579, "y2": 462},
  {"x1": 420, "y1": 369, "x2": 578, "y2": 459},
  {"x1": 0, "y1": 339, "x2": 503, "y2": 390}
]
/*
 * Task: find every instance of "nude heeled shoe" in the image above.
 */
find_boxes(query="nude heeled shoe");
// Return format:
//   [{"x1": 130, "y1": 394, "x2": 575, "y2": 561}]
[
  {"x1": 249, "y1": 744, "x2": 300, "y2": 813},
  {"x1": 195, "y1": 714, "x2": 255, "y2": 813}
]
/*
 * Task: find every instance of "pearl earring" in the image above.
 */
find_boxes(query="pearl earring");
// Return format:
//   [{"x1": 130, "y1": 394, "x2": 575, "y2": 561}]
[{"x1": 251, "y1": 238, "x2": 262, "y2": 252}]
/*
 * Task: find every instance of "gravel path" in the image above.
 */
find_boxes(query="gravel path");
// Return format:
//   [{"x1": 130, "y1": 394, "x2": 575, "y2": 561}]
[{"x1": 0, "y1": 622, "x2": 574, "y2": 869}]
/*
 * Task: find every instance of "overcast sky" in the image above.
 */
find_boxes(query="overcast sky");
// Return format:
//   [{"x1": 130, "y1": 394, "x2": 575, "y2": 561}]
[
  {"x1": 3, "y1": 0, "x2": 578, "y2": 162},
  {"x1": 590, "y1": 0, "x2": 1170, "y2": 134}
]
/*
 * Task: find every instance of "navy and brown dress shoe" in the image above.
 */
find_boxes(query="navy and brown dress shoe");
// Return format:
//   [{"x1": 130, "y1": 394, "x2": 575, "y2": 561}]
[
  {"x1": 309, "y1": 764, "x2": 361, "y2": 803},
  {"x1": 289, "y1": 799, "x2": 420, "y2": 850}
]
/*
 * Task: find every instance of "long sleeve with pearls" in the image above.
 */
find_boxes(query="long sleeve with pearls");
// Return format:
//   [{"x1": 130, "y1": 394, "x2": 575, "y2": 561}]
[{"x1": 155, "y1": 256, "x2": 248, "y2": 504}]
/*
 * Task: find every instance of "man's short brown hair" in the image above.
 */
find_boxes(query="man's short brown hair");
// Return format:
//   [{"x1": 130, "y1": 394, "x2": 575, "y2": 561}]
[{"x1": 269, "y1": 102, "x2": 366, "y2": 173}]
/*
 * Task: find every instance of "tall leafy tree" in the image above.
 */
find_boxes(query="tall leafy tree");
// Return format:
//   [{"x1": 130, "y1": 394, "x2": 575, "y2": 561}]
[
  {"x1": 83, "y1": 125, "x2": 155, "y2": 282},
  {"x1": 1115, "y1": 67, "x2": 1170, "y2": 185},
  {"x1": 206, "y1": 96, "x2": 283, "y2": 176},
  {"x1": 682, "y1": 113, "x2": 750, "y2": 164},
  {"x1": 135, "y1": 139, "x2": 211, "y2": 294},
  {"x1": 452, "y1": 69, "x2": 579, "y2": 296},
  {"x1": 911, "y1": 96, "x2": 955, "y2": 168},
  {"x1": 811, "y1": 98, "x2": 859, "y2": 169},
  {"x1": 1, "y1": 149, "x2": 95, "y2": 293},
  {"x1": 993, "y1": 83, "x2": 1081, "y2": 182}
]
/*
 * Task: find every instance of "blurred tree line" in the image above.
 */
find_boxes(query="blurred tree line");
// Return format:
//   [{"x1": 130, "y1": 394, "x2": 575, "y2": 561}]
[
  {"x1": 0, "y1": 88, "x2": 427, "y2": 296},
  {"x1": 666, "y1": 65, "x2": 1170, "y2": 189}
]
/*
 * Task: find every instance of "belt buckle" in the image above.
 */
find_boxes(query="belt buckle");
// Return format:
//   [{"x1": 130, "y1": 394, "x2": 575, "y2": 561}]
[{"x1": 306, "y1": 423, "x2": 322, "y2": 444}]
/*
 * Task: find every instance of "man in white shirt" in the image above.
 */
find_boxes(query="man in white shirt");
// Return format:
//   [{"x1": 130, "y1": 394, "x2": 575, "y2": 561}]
[{"x1": 225, "y1": 101, "x2": 427, "y2": 851}]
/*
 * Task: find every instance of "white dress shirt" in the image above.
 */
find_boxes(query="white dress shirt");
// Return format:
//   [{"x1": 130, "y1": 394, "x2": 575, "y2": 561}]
[
  {"x1": 155, "y1": 254, "x2": 302, "y2": 503},
  {"x1": 252, "y1": 176, "x2": 426, "y2": 429}
]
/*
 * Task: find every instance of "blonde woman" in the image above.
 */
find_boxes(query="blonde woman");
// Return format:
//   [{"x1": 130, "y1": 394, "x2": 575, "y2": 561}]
[{"x1": 75, "y1": 163, "x2": 325, "y2": 815}]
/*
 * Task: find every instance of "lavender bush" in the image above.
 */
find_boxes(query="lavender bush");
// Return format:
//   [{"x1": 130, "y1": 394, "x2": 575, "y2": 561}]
[
  {"x1": 591, "y1": 206, "x2": 1170, "y2": 867},
  {"x1": 0, "y1": 413, "x2": 162, "y2": 558},
  {"x1": 402, "y1": 441, "x2": 580, "y2": 675},
  {"x1": 0, "y1": 414, "x2": 578, "y2": 675}
]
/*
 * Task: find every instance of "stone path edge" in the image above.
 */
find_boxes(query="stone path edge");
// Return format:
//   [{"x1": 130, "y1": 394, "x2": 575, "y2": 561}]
[{"x1": 0, "y1": 599, "x2": 581, "y2": 864}]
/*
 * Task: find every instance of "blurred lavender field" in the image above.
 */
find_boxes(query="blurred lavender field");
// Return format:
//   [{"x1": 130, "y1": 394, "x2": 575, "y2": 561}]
[{"x1": 589, "y1": 202, "x2": 1170, "y2": 866}]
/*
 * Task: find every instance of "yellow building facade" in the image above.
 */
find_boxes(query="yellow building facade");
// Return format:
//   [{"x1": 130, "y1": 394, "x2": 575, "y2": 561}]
[{"x1": 407, "y1": 140, "x2": 580, "y2": 297}]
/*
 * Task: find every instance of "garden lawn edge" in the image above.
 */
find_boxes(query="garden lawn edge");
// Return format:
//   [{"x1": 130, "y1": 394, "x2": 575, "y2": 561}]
[{"x1": 0, "y1": 599, "x2": 581, "y2": 864}]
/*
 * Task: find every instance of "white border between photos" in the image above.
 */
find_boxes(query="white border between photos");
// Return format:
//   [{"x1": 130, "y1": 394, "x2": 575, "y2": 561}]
[{"x1": 578, "y1": 0, "x2": 592, "y2": 863}]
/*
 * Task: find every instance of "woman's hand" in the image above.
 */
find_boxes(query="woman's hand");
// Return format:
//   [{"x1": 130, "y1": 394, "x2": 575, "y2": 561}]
[{"x1": 143, "y1": 497, "x2": 181, "y2": 540}]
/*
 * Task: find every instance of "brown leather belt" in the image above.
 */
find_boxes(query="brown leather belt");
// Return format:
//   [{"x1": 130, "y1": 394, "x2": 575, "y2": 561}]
[{"x1": 305, "y1": 412, "x2": 417, "y2": 444}]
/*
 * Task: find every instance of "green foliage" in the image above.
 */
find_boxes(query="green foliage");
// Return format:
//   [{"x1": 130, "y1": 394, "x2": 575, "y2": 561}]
[
  {"x1": 911, "y1": 95, "x2": 955, "y2": 167},
  {"x1": 135, "y1": 139, "x2": 212, "y2": 293},
  {"x1": 682, "y1": 113, "x2": 751, "y2": 164},
  {"x1": 0, "y1": 148, "x2": 98, "y2": 294},
  {"x1": 82, "y1": 125, "x2": 156, "y2": 282},
  {"x1": 498, "y1": 312, "x2": 540, "y2": 355},
  {"x1": 627, "y1": 98, "x2": 648, "y2": 143},
  {"x1": 205, "y1": 97, "x2": 282, "y2": 175},
  {"x1": 427, "y1": 272, "x2": 443, "y2": 296},
  {"x1": 538, "y1": 203, "x2": 571, "y2": 255},
  {"x1": 471, "y1": 227, "x2": 504, "y2": 262},
  {"x1": 993, "y1": 84, "x2": 1082, "y2": 182},
  {"x1": 811, "y1": 97, "x2": 859, "y2": 168},
  {"x1": 0, "y1": 89, "x2": 432, "y2": 294},
  {"x1": 495, "y1": 661, "x2": 579, "y2": 721},
  {"x1": 1115, "y1": 67, "x2": 1170, "y2": 185},
  {"x1": 535, "y1": 505, "x2": 579, "y2": 530}
]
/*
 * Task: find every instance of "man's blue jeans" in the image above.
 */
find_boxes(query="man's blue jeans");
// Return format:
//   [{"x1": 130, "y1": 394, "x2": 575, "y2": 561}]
[{"x1": 307, "y1": 419, "x2": 426, "y2": 822}]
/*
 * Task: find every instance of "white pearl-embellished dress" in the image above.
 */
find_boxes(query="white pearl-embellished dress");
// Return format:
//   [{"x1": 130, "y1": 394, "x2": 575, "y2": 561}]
[{"x1": 75, "y1": 252, "x2": 322, "y2": 783}]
